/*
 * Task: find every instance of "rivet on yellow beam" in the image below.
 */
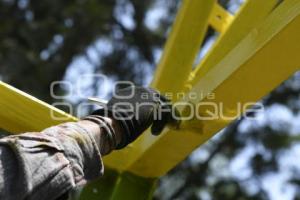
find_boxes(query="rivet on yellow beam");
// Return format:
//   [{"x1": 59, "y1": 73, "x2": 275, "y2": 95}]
[{"x1": 209, "y1": 3, "x2": 234, "y2": 33}]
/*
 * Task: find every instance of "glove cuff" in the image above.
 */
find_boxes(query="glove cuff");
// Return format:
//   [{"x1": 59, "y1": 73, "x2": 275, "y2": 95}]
[{"x1": 92, "y1": 108, "x2": 136, "y2": 149}]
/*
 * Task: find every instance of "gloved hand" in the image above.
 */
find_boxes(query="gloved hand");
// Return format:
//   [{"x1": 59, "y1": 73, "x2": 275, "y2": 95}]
[{"x1": 90, "y1": 86, "x2": 180, "y2": 149}]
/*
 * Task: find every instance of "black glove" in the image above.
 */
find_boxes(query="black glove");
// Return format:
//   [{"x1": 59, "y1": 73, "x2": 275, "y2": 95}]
[{"x1": 91, "y1": 86, "x2": 180, "y2": 149}]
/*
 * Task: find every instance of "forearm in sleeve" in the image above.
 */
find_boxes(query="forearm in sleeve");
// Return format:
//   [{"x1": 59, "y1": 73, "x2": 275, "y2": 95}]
[{"x1": 0, "y1": 121, "x2": 104, "y2": 200}]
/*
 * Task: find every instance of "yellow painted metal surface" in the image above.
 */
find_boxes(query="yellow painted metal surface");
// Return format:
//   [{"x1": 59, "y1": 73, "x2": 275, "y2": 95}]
[
  {"x1": 1, "y1": 0, "x2": 300, "y2": 179},
  {"x1": 209, "y1": 3, "x2": 234, "y2": 33},
  {"x1": 106, "y1": 0, "x2": 300, "y2": 177},
  {"x1": 0, "y1": 81, "x2": 77, "y2": 133},
  {"x1": 151, "y1": 0, "x2": 215, "y2": 99},
  {"x1": 189, "y1": 0, "x2": 278, "y2": 87}
]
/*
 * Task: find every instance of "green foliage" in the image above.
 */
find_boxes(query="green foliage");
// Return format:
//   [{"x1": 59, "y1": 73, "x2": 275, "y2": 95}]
[{"x1": 0, "y1": 0, "x2": 178, "y2": 102}]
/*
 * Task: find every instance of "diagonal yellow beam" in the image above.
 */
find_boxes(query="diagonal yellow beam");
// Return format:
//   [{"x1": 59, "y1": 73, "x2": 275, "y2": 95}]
[
  {"x1": 0, "y1": 81, "x2": 77, "y2": 133},
  {"x1": 151, "y1": 0, "x2": 215, "y2": 99},
  {"x1": 189, "y1": 0, "x2": 278, "y2": 88},
  {"x1": 105, "y1": 0, "x2": 300, "y2": 177}
]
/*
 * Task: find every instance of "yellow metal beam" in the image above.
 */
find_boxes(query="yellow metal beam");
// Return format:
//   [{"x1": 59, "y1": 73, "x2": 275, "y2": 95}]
[
  {"x1": 189, "y1": 0, "x2": 278, "y2": 87},
  {"x1": 209, "y1": 3, "x2": 234, "y2": 33},
  {"x1": 104, "y1": 0, "x2": 300, "y2": 177},
  {"x1": 151, "y1": 0, "x2": 215, "y2": 99},
  {"x1": 0, "y1": 81, "x2": 77, "y2": 133}
]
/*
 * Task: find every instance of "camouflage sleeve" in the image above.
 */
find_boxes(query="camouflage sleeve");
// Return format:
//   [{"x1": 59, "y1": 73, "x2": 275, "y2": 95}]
[{"x1": 0, "y1": 122, "x2": 104, "y2": 200}]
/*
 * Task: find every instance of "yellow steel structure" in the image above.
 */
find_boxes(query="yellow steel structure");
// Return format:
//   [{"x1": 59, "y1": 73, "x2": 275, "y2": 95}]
[
  {"x1": 0, "y1": 81, "x2": 77, "y2": 133},
  {"x1": 151, "y1": 0, "x2": 215, "y2": 98},
  {"x1": 190, "y1": 0, "x2": 278, "y2": 86},
  {"x1": 208, "y1": 3, "x2": 234, "y2": 33},
  {"x1": 1, "y1": 0, "x2": 300, "y2": 185},
  {"x1": 128, "y1": 0, "x2": 300, "y2": 177}
]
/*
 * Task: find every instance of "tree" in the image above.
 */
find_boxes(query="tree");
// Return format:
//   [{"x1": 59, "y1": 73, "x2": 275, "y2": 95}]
[{"x1": 0, "y1": 0, "x2": 178, "y2": 102}]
